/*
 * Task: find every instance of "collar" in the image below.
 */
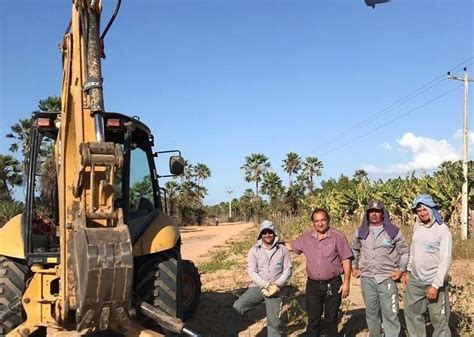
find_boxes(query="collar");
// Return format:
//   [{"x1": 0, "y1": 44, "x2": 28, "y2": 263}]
[{"x1": 311, "y1": 227, "x2": 332, "y2": 240}]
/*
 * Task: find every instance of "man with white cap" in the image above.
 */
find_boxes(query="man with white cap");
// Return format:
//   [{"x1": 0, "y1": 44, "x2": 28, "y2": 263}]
[
  {"x1": 403, "y1": 194, "x2": 452, "y2": 337},
  {"x1": 233, "y1": 220, "x2": 292, "y2": 337}
]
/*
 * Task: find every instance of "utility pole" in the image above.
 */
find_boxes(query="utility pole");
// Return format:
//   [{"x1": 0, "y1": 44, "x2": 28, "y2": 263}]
[
  {"x1": 226, "y1": 187, "x2": 234, "y2": 220},
  {"x1": 448, "y1": 67, "x2": 473, "y2": 240}
]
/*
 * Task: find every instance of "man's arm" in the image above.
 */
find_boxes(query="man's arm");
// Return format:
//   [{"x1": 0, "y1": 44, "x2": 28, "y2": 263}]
[
  {"x1": 426, "y1": 228, "x2": 452, "y2": 300},
  {"x1": 350, "y1": 230, "x2": 361, "y2": 278},
  {"x1": 339, "y1": 259, "x2": 351, "y2": 298},
  {"x1": 284, "y1": 235, "x2": 304, "y2": 254},
  {"x1": 391, "y1": 230, "x2": 410, "y2": 281},
  {"x1": 336, "y1": 233, "x2": 353, "y2": 298},
  {"x1": 273, "y1": 246, "x2": 293, "y2": 287},
  {"x1": 432, "y1": 226, "x2": 452, "y2": 289}
]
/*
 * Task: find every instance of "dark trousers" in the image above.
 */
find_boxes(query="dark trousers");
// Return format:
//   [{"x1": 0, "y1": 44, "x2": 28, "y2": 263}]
[{"x1": 305, "y1": 276, "x2": 342, "y2": 337}]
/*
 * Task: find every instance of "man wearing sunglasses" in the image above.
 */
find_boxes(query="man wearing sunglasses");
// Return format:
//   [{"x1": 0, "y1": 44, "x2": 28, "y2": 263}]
[{"x1": 233, "y1": 220, "x2": 292, "y2": 337}]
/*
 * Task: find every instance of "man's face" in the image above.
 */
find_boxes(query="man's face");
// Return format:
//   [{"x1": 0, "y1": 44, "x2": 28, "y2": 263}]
[
  {"x1": 261, "y1": 229, "x2": 275, "y2": 245},
  {"x1": 368, "y1": 209, "x2": 384, "y2": 225},
  {"x1": 312, "y1": 212, "x2": 329, "y2": 234},
  {"x1": 416, "y1": 206, "x2": 431, "y2": 224}
]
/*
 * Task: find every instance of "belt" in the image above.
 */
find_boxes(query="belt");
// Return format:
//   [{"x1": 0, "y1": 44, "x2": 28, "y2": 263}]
[{"x1": 308, "y1": 275, "x2": 341, "y2": 284}]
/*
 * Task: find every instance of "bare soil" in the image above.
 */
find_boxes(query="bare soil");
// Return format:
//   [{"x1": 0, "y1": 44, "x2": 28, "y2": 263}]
[{"x1": 180, "y1": 222, "x2": 254, "y2": 263}]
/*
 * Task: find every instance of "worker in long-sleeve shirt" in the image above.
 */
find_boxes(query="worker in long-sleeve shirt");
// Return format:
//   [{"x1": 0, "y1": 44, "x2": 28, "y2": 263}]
[
  {"x1": 233, "y1": 220, "x2": 292, "y2": 337},
  {"x1": 403, "y1": 194, "x2": 452, "y2": 337},
  {"x1": 351, "y1": 200, "x2": 409, "y2": 337}
]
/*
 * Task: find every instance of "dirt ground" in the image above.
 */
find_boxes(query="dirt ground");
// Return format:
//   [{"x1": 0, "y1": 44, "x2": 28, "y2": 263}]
[
  {"x1": 181, "y1": 222, "x2": 474, "y2": 337},
  {"x1": 37, "y1": 222, "x2": 473, "y2": 336},
  {"x1": 180, "y1": 221, "x2": 254, "y2": 263}
]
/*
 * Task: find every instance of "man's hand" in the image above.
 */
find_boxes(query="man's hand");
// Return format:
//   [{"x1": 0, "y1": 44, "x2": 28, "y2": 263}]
[
  {"x1": 266, "y1": 283, "x2": 280, "y2": 297},
  {"x1": 261, "y1": 283, "x2": 280, "y2": 297},
  {"x1": 426, "y1": 286, "x2": 439, "y2": 301},
  {"x1": 338, "y1": 282, "x2": 350, "y2": 298},
  {"x1": 352, "y1": 267, "x2": 361, "y2": 278},
  {"x1": 390, "y1": 270, "x2": 404, "y2": 282},
  {"x1": 401, "y1": 272, "x2": 409, "y2": 285}
]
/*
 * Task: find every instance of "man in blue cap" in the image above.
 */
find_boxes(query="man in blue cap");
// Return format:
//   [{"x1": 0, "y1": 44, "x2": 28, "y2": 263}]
[{"x1": 403, "y1": 194, "x2": 452, "y2": 337}]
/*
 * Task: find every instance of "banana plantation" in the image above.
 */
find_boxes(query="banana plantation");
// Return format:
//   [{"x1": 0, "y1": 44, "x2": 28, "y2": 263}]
[{"x1": 207, "y1": 152, "x2": 473, "y2": 237}]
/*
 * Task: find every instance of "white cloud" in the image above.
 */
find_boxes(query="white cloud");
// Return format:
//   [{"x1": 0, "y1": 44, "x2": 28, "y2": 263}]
[
  {"x1": 364, "y1": 132, "x2": 459, "y2": 174},
  {"x1": 453, "y1": 129, "x2": 474, "y2": 148},
  {"x1": 380, "y1": 141, "x2": 392, "y2": 151}
]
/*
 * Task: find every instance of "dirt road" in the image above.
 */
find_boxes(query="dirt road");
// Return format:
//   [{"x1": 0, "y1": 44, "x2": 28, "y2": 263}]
[{"x1": 180, "y1": 221, "x2": 254, "y2": 263}]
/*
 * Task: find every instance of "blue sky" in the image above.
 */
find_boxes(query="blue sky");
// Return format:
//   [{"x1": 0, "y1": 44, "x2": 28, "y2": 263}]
[{"x1": 1, "y1": 0, "x2": 473, "y2": 205}]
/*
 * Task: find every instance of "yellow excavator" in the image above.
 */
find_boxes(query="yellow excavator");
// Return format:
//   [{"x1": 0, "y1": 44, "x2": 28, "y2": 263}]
[{"x1": 0, "y1": 1, "x2": 201, "y2": 336}]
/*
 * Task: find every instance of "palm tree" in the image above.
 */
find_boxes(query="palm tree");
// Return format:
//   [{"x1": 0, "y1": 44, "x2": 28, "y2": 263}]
[
  {"x1": 261, "y1": 172, "x2": 284, "y2": 202},
  {"x1": 165, "y1": 180, "x2": 180, "y2": 216},
  {"x1": 194, "y1": 163, "x2": 211, "y2": 186},
  {"x1": 6, "y1": 96, "x2": 60, "y2": 174},
  {"x1": 36, "y1": 96, "x2": 61, "y2": 112},
  {"x1": 282, "y1": 152, "x2": 301, "y2": 186},
  {"x1": 0, "y1": 155, "x2": 23, "y2": 201},
  {"x1": 302, "y1": 156, "x2": 323, "y2": 192},
  {"x1": 182, "y1": 160, "x2": 195, "y2": 182},
  {"x1": 241, "y1": 153, "x2": 271, "y2": 198},
  {"x1": 6, "y1": 118, "x2": 34, "y2": 158}
]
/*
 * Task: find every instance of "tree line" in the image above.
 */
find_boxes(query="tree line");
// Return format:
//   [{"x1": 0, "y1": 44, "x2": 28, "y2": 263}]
[{"x1": 207, "y1": 152, "x2": 473, "y2": 233}]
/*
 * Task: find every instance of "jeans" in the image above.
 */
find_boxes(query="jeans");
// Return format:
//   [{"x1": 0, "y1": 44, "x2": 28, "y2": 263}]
[
  {"x1": 233, "y1": 286, "x2": 283, "y2": 337},
  {"x1": 360, "y1": 277, "x2": 400, "y2": 337},
  {"x1": 305, "y1": 276, "x2": 342, "y2": 336},
  {"x1": 404, "y1": 274, "x2": 451, "y2": 337}
]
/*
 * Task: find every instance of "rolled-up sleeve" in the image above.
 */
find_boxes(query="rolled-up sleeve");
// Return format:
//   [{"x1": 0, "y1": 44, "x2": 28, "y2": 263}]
[{"x1": 290, "y1": 235, "x2": 304, "y2": 254}]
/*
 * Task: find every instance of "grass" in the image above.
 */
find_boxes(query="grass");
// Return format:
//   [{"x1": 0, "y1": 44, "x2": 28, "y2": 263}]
[
  {"x1": 227, "y1": 229, "x2": 258, "y2": 256},
  {"x1": 198, "y1": 250, "x2": 238, "y2": 273}
]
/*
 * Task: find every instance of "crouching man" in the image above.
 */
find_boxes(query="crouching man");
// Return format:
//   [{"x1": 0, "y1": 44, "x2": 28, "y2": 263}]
[{"x1": 233, "y1": 220, "x2": 292, "y2": 337}]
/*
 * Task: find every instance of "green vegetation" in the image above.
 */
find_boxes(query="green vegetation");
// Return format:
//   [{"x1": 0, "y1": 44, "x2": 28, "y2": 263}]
[
  {"x1": 209, "y1": 152, "x2": 473, "y2": 243},
  {"x1": 198, "y1": 250, "x2": 238, "y2": 273}
]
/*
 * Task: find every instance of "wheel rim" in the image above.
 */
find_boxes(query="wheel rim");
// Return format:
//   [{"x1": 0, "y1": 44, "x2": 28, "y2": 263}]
[{"x1": 182, "y1": 274, "x2": 196, "y2": 307}]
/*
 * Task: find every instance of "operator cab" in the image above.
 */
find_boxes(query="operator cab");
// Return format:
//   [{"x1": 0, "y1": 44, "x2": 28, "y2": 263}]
[{"x1": 25, "y1": 111, "x2": 183, "y2": 264}]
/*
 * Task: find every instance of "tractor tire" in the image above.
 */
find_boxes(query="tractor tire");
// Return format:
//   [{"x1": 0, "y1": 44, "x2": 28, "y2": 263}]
[
  {"x1": 181, "y1": 260, "x2": 201, "y2": 320},
  {"x1": 0, "y1": 255, "x2": 28, "y2": 336},
  {"x1": 134, "y1": 248, "x2": 183, "y2": 327}
]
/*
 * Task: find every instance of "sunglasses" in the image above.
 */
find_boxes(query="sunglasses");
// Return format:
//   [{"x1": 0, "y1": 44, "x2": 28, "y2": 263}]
[{"x1": 261, "y1": 230, "x2": 274, "y2": 236}]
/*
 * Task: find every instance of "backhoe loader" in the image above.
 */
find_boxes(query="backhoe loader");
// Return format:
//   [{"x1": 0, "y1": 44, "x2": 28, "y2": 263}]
[{"x1": 0, "y1": 1, "x2": 201, "y2": 336}]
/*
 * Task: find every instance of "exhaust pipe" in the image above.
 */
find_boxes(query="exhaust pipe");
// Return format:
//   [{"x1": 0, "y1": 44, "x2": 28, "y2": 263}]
[{"x1": 139, "y1": 301, "x2": 201, "y2": 337}]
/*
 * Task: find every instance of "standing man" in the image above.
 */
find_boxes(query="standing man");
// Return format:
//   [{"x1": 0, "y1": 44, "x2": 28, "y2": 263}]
[
  {"x1": 289, "y1": 208, "x2": 353, "y2": 336},
  {"x1": 403, "y1": 194, "x2": 452, "y2": 337},
  {"x1": 351, "y1": 200, "x2": 409, "y2": 337},
  {"x1": 233, "y1": 220, "x2": 292, "y2": 337}
]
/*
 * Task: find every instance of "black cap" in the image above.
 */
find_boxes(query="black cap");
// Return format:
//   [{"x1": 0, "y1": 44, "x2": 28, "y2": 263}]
[{"x1": 366, "y1": 200, "x2": 384, "y2": 211}]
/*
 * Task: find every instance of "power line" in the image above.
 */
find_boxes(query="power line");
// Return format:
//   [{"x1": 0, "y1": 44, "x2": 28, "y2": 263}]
[
  {"x1": 315, "y1": 57, "x2": 473, "y2": 152},
  {"x1": 319, "y1": 84, "x2": 463, "y2": 158}
]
